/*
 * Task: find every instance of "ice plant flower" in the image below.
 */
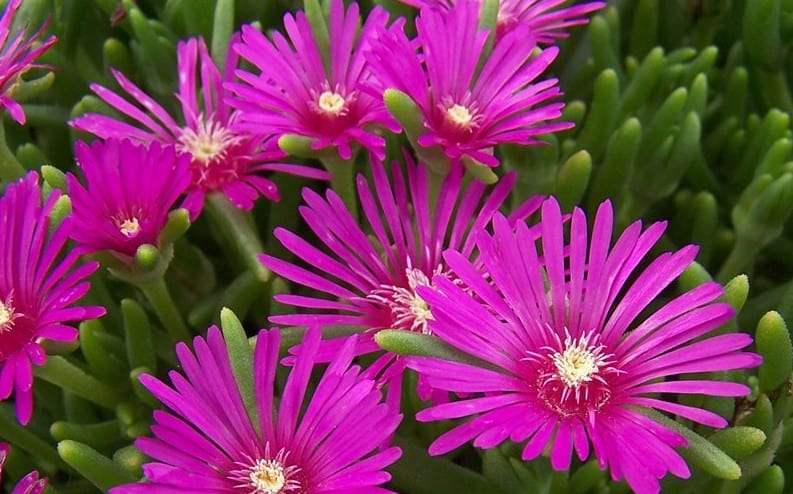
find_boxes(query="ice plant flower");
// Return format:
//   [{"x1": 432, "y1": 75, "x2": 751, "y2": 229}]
[
  {"x1": 228, "y1": 0, "x2": 399, "y2": 160},
  {"x1": 67, "y1": 139, "x2": 191, "y2": 259},
  {"x1": 260, "y1": 155, "x2": 542, "y2": 405},
  {"x1": 367, "y1": 0, "x2": 571, "y2": 169},
  {"x1": 0, "y1": 443, "x2": 47, "y2": 494},
  {"x1": 70, "y1": 37, "x2": 328, "y2": 219},
  {"x1": 408, "y1": 198, "x2": 762, "y2": 494},
  {"x1": 110, "y1": 326, "x2": 402, "y2": 493},
  {"x1": 395, "y1": 0, "x2": 605, "y2": 42},
  {"x1": 0, "y1": 173, "x2": 104, "y2": 424},
  {"x1": 0, "y1": 0, "x2": 57, "y2": 125}
]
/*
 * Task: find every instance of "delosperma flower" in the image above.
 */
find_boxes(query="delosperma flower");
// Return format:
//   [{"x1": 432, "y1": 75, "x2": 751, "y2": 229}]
[
  {"x1": 0, "y1": 0, "x2": 57, "y2": 125},
  {"x1": 70, "y1": 36, "x2": 328, "y2": 219},
  {"x1": 395, "y1": 0, "x2": 605, "y2": 42},
  {"x1": 228, "y1": 0, "x2": 399, "y2": 161},
  {"x1": 367, "y1": 0, "x2": 571, "y2": 170},
  {"x1": 111, "y1": 326, "x2": 402, "y2": 494},
  {"x1": 0, "y1": 173, "x2": 104, "y2": 424},
  {"x1": 67, "y1": 138, "x2": 191, "y2": 259},
  {"x1": 260, "y1": 154, "x2": 542, "y2": 405},
  {"x1": 408, "y1": 198, "x2": 761, "y2": 494}
]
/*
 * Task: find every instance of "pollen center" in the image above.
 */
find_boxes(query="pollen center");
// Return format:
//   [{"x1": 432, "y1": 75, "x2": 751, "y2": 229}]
[
  {"x1": 368, "y1": 266, "x2": 445, "y2": 334},
  {"x1": 318, "y1": 91, "x2": 346, "y2": 115},
  {"x1": 551, "y1": 342, "x2": 601, "y2": 388},
  {"x1": 177, "y1": 116, "x2": 240, "y2": 166},
  {"x1": 117, "y1": 217, "x2": 141, "y2": 238},
  {"x1": 249, "y1": 459, "x2": 286, "y2": 494},
  {"x1": 0, "y1": 300, "x2": 14, "y2": 332},
  {"x1": 446, "y1": 103, "x2": 474, "y2": 127}
]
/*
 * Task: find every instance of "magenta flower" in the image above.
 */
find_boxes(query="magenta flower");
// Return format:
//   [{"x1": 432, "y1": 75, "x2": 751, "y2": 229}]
[
  {"x1": 67, "y1": 139, "x2": 191, "y2": 259},
  {"x1": 395, "y1": 0, "x2": 604, "y2": 42},
  {"x1": 0, "y1": 443, "x2": 47, "y2": 494},
  {"x1": 0, "y1": 173, "x2": 104, "y2": 424},
  {"x1": 70, "y1": 37, "x2": 328, "y2": 219},
  {"x1": 0, "y1": 0, "x2": 57, "y2": 125},
  {"x1": 228, "y1": 0, "x2": 399, "y2": 161},
  {"x1": 407, "y1": 198, "x2": 762, "y2": 494},
  {"x1": 111, "y1": 326, "x2": 401, "y2": 493},
  {"x1": 367, "y1": 0, "x2": 571, "y2": 169},
  {"x1": 260, "y1": 154, "x2": 542, "y2": 404}
]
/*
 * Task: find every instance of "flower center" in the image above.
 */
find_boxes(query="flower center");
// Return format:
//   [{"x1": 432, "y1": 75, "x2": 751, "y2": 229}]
[
  {"x1": 446, "y1": 103, "x2": 474, "y2": 127},
  {"x1": 177, "y1": 115, "x2": 241, "y2": 166},
  {"x1": 525, "y1": 329, "x2": 620, "y2": 417},
  {"x1": 229, "y1": 447, "x2": 301, "y2": 494},
  {"x1": 368, "y1": 267, "x2": 437, "y2": 334},
  {"x1": 0, "y1": 295, "x2": 17, "y2": 333},
  {"x1": 317, "y1": 90, "x2": 346, "y2": 116},
  {"x1": 117, "y1": 217, "x2": 141, "y2": 238},
  {"x1": 249, "y1": 459, "x2": 286, "y2": 494}
]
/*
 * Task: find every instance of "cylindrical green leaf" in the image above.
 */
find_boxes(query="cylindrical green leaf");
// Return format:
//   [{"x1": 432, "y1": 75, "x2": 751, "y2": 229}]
[
  {"x1": 79, "y1": 320, "x2": 128, "y2": 385},
  {"x1": 220, "y1": 308, "x2": 259, "y2": 432},
  {"x1": 743, "y1": 0, "x2": 783, "y2": 70},
  {"x1": 211, "y1": 0, "x2": 234, "y2": 67},
  {"x1": 588, "y1": 117, "x2": 641, "y2": 210},
  {"x1": 58, "y1": 440, "x2": 136, "y2": 490},
  {"x1": 122, "y1": 299, "x2": 156, "y2": 372},
  {"x1": 745, "y1": 464, "x2": 785, "y2": 494},
  {"x1": 555, "y1": 150, "x2": 592, "y2": 211},
  {"x1": 50, "y1": 420, "x2": 123, "y2": 448},
  {"x1": 573, "y1": 69, "x2": 620, "y2": 160},
  {"x1": 756, "y1": 311, "x2": 792, "y2": 393}
]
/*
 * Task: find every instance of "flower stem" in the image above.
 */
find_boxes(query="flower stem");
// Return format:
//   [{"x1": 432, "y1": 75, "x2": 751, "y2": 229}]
[
  {"x1": 33, "y1": 357, "x2": 125, "y2": 410},
  {"x1": 137, "y1": 276, "x2": 192, "y2": 344},
  {"x1": 206, "y1": 192, "x2": 270, "y2": 282},
  {"x1": 321, "y1": 155, "x2": 358, "y2": 220}
]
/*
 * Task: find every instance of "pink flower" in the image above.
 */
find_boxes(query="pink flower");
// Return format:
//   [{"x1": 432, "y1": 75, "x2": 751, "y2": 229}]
[
  {"x1": 70, "y1": 37, "x2": 327, "y2": 219},
  {"x1": 0, "y1": 443, "x2": 47, "y2": 494},
  {"x1": 408, "y1": 198, "x2": 762, "y2": 494},
  {"x1": 396, "y1": 0, "x2": 605, "y2": 42},
  {"x1": 67, "y1": 139, "x2": 191, "y2": 258},
  {"x1": 228, "y1": 0, "x2": 399, "y2": 161},
  {"x1": 260, "y1": 154, "x2": 542, "y2": 406},
  {"x1": 111, "y1": 326, "x2": 402, "y2": 493},
  {"x1": 367, "y1": 0, "x2": 571, "y2": 169},
  {"x1": 0, "y1": 173, "x2": 105, "y2": 424},
  {"x1": 0, "y1": 0, "x2": 56, "y2": 124}
]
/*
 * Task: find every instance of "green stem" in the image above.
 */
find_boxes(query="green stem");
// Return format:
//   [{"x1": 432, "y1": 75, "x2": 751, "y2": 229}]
[
  {"x1": 0, "y1": 404, "x2": 66, "y2": 469},
  {"x1": 137, "y1": 276, "x2": 192, "y2": 344},
  {"x1": 321, "y1": 154, "x2": 358, "y2": 220},
  {"x1": 34, "y1": 357, "x2": 125, "y2": 410},
  {"x1": 717, "y1": 235, "x2": 758, "y2": 284},
  {"x1": 0, "y1": 120, "x2": 25, "y2": 181},
  {"x1": 206, "y1": 192, "x2": 270, "y2": 282}
]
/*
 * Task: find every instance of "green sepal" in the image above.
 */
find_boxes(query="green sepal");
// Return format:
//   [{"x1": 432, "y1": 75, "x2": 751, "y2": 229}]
[
  {"x1": 573, "y1": 69, "x2": 620, "y2": 160},
  {"x1": 220, "y1": 308, "x2": 260, "y2": 434},
  {"x1": 745, "y1": 464, "x2": 785, "y2": 494},
  {"x1": 122, "y1": 298, "x2": 156, "y2": 372},
  {"x1": 554, "y1": 150, "x2": 591, "y2": 211},
  {"x1": 212, "y1": 0, "x2": 235, "y2": 67},
  {"x1": 642, "y1": 409, "x2": 741, "y2": 480},
  {"x1": 756, "y1": 311, "x2": 792, "y2": 393},
  {"x1": 462, "y1": 156, "x2": 498, "y2": 185},
  {"x1": 708, "y1": 426, "x2": 767, "y2": 460},
  {"x1": 58, "y1": 440, "x2": 136, "y2": 491},
  {"x1": 41, "y1": 165, "x2": 67, "y2": 192},
  {"x1": 158, "y1": 208, "x2": 191, "y2": 247},
  {"x1": 375, "y1": 329, "x2": 496, "y2": 370},
  {"x1": 278, "y1": 133, "x2": 319, "y2": 159},
  {"x1": 113, "y1": 445, "x2": 146, "y2": 480}
]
